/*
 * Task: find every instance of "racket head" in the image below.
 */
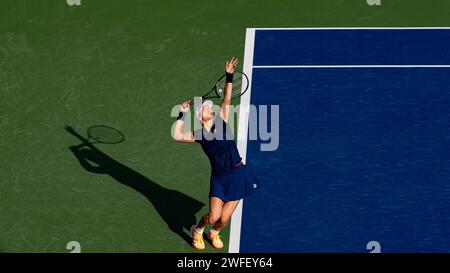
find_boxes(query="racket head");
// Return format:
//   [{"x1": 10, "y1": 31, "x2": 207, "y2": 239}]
[
  {"x1": 215, "y1": 71, "x2": 249, "y2": 99},
  {"x1": 87, "y1": 125, "x2": 125, "y2": 144}
]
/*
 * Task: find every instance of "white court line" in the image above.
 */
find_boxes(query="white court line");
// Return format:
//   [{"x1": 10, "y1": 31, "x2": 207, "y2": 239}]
[
  {"x1": 250, "y1": 27, "x2": 450, "y2": 30},
  {"x1": 254, "y1": 65, "x2": 450, "y2": 68},
  {"x1": 228, "y1": 28, "x2": 255, "y2": 254},
  {"x1": 251, "y1": 27, "x2": 450, "y2": 69}
]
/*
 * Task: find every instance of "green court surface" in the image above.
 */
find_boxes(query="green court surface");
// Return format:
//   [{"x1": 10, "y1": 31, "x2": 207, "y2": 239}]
[{"x1": 1, "y1": 0, "x2": 449, "y2": 253}]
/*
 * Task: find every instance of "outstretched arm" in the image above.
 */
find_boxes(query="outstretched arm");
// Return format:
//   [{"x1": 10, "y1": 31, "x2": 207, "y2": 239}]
[
  {"x1": 220, "y1": 57, "x2": 238, "y2": 123},
  {"x1": 172, "y1": 100, "x2": 195, "y2": 143}
]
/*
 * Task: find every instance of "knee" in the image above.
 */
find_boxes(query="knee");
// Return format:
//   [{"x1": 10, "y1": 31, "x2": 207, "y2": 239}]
[{"x1": 208, "y1": 212, "x2": 221, "y2": 224}]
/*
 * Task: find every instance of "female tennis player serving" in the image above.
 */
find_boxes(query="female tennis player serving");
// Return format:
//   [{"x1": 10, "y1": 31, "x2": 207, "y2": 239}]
[{"x1": 172, "y1": 57, "x2": 260, "y2": 250}]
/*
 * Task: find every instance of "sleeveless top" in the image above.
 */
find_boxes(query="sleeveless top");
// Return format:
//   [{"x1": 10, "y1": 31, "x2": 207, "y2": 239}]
[{"x1": 194, "y1": 114, "x2": 242, "y2": 176}]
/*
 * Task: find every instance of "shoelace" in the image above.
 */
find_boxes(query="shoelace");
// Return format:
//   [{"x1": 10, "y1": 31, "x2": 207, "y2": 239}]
[
  {"x1": 210, "y1": 233, "x2": 221, "y2": 241},
  {"x1": 193, "y1": 232, "x2": 203, "y2": 243}
]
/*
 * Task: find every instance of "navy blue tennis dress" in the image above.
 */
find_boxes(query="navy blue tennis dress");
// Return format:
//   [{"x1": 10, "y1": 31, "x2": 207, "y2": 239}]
[{"x1": 195, "y1": 114, "x2": 260, "y2": 202}]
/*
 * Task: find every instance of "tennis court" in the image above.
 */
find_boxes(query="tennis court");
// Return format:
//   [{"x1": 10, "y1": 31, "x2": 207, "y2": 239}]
[
  {"x1": 1, "y1": 1, "x2": 450, "y2": 253},
  {"x1": 233, "y1": 28, "x2": 450, "y2": 252}
]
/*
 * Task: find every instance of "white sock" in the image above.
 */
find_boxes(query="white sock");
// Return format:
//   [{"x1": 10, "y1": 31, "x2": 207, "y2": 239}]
[
  {"x1": 195, "y1": 225, "x2": 204, "y2": 234},
  {"x1": 210, "y1": 227, "x2": 220, "y2": 234}
]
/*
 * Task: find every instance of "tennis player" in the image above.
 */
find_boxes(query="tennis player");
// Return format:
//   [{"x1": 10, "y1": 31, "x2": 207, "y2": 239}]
[{"x1": 172, "y1": 57, "x2": 260, "y2": 250}]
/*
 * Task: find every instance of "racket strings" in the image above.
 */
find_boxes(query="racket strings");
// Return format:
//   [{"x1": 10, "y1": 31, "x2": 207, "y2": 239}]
[
  {"x1": 216, "y1": 72, "x2": 248, "y2": 98},
  {"x1": 87, "y1": 125, "x2": 125, "y2": 144}
]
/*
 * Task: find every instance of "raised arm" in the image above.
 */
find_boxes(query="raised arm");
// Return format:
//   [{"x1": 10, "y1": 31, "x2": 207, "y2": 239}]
[
  {"x1": 172, "y1": 100, "x2": 196, "y2": 143},
  {"x1": 220, "y1": 57, "x2": 238, "y2": 122}
]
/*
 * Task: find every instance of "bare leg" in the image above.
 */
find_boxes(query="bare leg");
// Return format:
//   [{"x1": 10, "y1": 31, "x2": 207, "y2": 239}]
[
  {"x1": 197, "y1": 197, "x2": 224, "y2": 230},
  {"x1": 212, "y1": 200, "x2": 240, "y2": 232}
]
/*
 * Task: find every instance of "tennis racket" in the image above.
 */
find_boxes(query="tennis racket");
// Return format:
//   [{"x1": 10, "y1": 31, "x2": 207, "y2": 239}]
[
  {"x1": 65, "y1": 125, "x2": 125, "y2": 146},
  {"x1": 188, "y1": 71, "x2": 249, "y2": 104}
]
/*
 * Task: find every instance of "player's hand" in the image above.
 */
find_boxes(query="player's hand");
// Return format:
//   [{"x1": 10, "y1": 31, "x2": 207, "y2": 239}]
[
  {"x1": 226, "y1": 57, "x2": 238, "y2": 74},
  {"x1": 180, "y1": 100, "x2": 191, "y2": 113}
]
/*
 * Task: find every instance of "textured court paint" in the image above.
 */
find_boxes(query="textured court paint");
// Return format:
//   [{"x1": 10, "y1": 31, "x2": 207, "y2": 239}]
[
  {"x1": 241, "y1": 65, "x2": 450, "y2": 252},
  {"x1": 1, "y1": 0, "x2": 450, "y2": 252}
]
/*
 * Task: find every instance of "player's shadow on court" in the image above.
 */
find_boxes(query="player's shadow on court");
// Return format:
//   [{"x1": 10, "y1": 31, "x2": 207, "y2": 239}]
[{"x1": 65, "y1": 126, "x2": 204, "y2": 245}]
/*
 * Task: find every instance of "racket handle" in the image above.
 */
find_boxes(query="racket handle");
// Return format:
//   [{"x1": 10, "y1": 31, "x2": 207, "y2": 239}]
[
  {"x1": 65, "y1": 126, "x2": 84, "y2": 142},
  {"x1": 65, "y1": 126, "x2": 95, "y2": 149},
  {"x1": 187, "y1": 98, "x2": 205, "y2": 105}
]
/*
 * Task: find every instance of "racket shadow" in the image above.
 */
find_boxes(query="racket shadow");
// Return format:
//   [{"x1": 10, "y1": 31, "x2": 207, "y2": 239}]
[{"x1": 65, "y1": 126, "x2": 204, "y2": 247}]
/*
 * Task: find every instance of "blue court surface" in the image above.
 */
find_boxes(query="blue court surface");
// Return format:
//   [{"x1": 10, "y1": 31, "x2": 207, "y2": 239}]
[{"x1": 233, "y1": 28, "x2": 450, "y2": 253}]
